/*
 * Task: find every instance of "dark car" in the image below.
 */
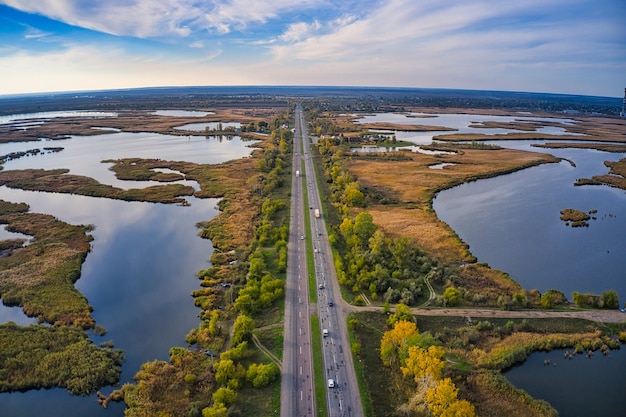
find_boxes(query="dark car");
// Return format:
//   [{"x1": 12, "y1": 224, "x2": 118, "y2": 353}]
[{"x1": 328, "y1": 300, "x2": 333, "y2": 307}]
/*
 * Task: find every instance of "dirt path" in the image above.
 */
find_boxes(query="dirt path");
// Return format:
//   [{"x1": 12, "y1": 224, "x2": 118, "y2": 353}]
[
  {"x1": 345, "y1": 304, "x2": 626, "y2": 323},
  {"x1": 251, "y1": 333, "x2": 282, "y2": 371}
]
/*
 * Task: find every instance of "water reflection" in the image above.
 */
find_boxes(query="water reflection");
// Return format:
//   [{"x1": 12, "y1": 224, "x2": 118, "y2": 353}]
[
  {"x1": 504, "y1": 348, "x2": 626, "y2": 417},
  {"x1": 353, "y1": 112, "x2": 583, "y2": 143},
  {"x1": 0, "y1": 132, "x2": 256, "y2": 189},
  {"x1": 151, "y1": 110, "x2": 214, "y2": 117},
  {"x1": 0, "y1": 111, "x2": 117, "y2": 126},
  {"x1": 175, "y1": 121, "x2": 241, "y2": 131}
]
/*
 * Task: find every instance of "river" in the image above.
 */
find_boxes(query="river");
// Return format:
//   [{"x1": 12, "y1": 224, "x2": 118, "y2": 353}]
[{"x1": 0, "y1": 115, "x2": 255, "y2": 416}]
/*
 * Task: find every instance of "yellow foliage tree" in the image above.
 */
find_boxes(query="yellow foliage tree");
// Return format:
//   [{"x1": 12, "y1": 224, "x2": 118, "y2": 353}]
[
  {"x1": 401, "y1": 345, "x2": 445, "y2": 381},
  {"x1": 425, "y1": 377, "x2": 476, "y2": 417},
  {"x1": 380, "y1": 320, "x2": 418, "y2": 366}
]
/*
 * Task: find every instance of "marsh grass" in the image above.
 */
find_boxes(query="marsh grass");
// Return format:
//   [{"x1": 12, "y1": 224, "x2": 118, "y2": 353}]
[
  {"x1": 0, "y1": 207, "x2": 94, "y2": 328},
  {"x1": 0, "y1": 322, "x2": 123, "y2": 395}
]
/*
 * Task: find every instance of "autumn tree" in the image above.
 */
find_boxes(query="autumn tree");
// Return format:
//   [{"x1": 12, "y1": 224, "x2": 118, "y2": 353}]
[
  {"x1": 425, "y1": 377, "x2": 476, "y2": 417},
  {"x1": 380, "y1": 319, "x2": 418, "y2": 366}
]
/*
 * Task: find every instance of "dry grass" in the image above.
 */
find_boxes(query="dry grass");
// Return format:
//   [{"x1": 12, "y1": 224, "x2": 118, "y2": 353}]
[{"x1": 349, "y1": 148, "x2": 558, "y2": 265}]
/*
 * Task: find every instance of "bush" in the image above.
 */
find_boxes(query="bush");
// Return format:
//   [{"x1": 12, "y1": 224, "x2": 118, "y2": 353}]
[
  {"x1": 245, "y1": 363, "x2": 279, "y2": 388},
  {"x1": 541, "y1": 289, "x2": 567, "y2": 309},
  {"x1": 443, "y1": 287, "x2": 462, "y2": 306}
]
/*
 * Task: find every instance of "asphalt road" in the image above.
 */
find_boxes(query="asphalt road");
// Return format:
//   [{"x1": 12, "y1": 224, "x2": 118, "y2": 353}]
[
  {"x1": 288, "y1": 104, "x2": 364, "y2": 417},
  {"x1": 281, "y1": 104, "x2": 316, "y2": 417}
]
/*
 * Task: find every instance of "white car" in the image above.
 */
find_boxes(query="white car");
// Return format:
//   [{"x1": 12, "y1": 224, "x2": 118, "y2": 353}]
[{"x1": 328, "y1": 378, "x2": 335, "y2": 388}]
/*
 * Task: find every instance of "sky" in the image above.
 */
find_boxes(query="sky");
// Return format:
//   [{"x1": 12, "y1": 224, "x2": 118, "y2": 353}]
[{"x1": 0, "y1": 0, "x2": 624, "y2": 97}]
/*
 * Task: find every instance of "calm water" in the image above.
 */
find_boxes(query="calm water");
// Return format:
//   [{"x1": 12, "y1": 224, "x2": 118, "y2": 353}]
[
  {"x1": 504, "y1": 348, "x2": 626, "y2": 417},
  {"x1": 175, "y1": 121, "x2": 241, "y2": 131},
  {"x1": 0, "y1": 113, "x2": 247, "y2": 416},
  {"x1": 433, "y1": 144, "x2": 626, "y2": 299}
]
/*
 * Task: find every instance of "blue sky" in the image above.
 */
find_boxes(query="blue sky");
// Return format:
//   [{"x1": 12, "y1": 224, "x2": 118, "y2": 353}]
[{"x1": 0, "y1": 0, "x2": 624, "y2": 97}]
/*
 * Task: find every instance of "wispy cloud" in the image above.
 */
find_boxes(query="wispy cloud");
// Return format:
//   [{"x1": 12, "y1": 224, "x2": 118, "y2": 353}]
[
  {"x1": 0, "y1": 0, "x2": 623, "y2": 96},
  {"x1": 0, "y1": 0, "x2": 328, "y2": 38}
]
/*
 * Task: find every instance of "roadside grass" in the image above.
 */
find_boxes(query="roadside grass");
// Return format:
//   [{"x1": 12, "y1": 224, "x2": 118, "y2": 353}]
[
  {"x1": 310, "y1": 315, "x2": 328, "y2": 417},
  {"x1": 254, "y1": 325, "x2": 284, "y2": 362},
  {"x1": 302, "y1": 173, "x2": 317, "y2": 304},
  {"x1": 346, "y1": 314, "x2": 374, "y2": 417},
  {"x1": 349, "y1": 312, "x2": 401, "y2": 417},
  {"x1": 237, "y1": 332, "x2": 283, "y2": 417}
]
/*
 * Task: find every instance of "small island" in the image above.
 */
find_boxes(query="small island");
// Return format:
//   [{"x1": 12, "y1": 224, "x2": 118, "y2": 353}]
[{"x1": 560, "y1": 208, "x2": 597, "y2": 227}]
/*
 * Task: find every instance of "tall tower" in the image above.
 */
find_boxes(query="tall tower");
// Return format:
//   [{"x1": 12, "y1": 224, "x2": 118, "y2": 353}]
[{"x1": 622, "y1": 88, "x2": 626, "y2": 117}]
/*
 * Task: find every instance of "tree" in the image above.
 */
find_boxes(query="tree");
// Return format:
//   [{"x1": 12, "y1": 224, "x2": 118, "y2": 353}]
[
  {"x1": 380, "y1": 320, "x2": 418, "y2": 366},
  {"x1": 387, "y1": 303, "x2": 414, "y2": 326},
  {"x1": 353, "y1": 212, "x2": 377, "y2": 248},
  {"x1": 601, "y1": 290, "x2": 619, "y2": 309},
  {"x1": 202, "y1": 403, "x2": 228, "y2": 417},
  {"x1": 212, "y1": 387, "x2": 236, "y2": 407},
  {"x1": 401, "y1": 345, "x2": 445, "y2": 381},
  {"x1": 232, "y1": 315, "x2": 255, "y2": 345},
  {"x1": 425, "y1": 378, "x2": 476, "y2": 417},
  {"x1": 246, "y1": 362, "x2": 279, "y2": 387},
  {"x1": 541, "y1": 289, "x2": 567, "y2": 309},
  {"x1": 443, "y1": 287, "x2": 462, "y2": 306}
]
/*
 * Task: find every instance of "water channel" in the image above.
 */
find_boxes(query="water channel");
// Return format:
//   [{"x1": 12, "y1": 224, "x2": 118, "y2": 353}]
[{"x1": 0, "y1": 114, "x2": 256, "y2": 416}]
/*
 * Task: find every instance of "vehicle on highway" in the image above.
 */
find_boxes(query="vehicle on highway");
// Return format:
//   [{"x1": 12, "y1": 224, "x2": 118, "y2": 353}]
[
  {"x1": 300, "y1": 235, "x2": 304, "y2": 240},
  {"x1": 328, "y1": 379, "x2": 335, "y2": 388},
  {"x1": 323, "y1": 328, "x2": 329, "y2": 337},
  {"x1": 328, "y1": 300, "x2": 333, "y2": 307},
  {"x1": 318, "y1": 283, "x2": 325, "y2": 289}
]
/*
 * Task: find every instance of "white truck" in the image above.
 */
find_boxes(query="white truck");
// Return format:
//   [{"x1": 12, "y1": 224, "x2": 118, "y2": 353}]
[
  {"x1": 296, "y1": 170, "x2": 300, "y2": 177},
  {"x1": 314, "y1": 208, "x2": 320, "y2": 218}
]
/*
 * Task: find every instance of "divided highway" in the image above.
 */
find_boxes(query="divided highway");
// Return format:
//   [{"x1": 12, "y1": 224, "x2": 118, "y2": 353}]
[{"x1": 281, "y1": 104, "x2": 364, "y2": 417}]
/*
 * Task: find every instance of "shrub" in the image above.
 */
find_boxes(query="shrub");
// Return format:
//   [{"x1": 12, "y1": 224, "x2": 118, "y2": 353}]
[{"x1": 443, "y1": 287, "x2": 462, "y2": 306}]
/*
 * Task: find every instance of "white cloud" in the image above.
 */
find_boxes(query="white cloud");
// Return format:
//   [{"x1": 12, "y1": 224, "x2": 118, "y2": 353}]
[
  {"x1": 280, "y1": 21, "x2": 321, "y2": 42},
  {"x1": 0, "y1": 0, "x2": 328, "y2": 38}
]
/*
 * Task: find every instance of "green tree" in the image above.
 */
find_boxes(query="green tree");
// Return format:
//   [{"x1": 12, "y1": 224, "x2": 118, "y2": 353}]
[
  {"x1": 443, "y1": 287, "x2": 462, "y2": 306},
  {"x1": 212, "y1": 387, "x2": 236, "y2": 407},
  {"x1": 541, "y1": 289, "x2": 567, "y2": 309},
  {"x1": 601, "y1": 290, "x2": 619, "y2": 309},
  {"x1": 202, "y1": 403, "x2": 228, "y2": 417},
  {"x1": 387, "y1": 303, "x2": 413, "y2": 326},
  {"x1": 214, "y1": 359, "x2": 236, "y2": 385},
  {"x1": 232, "y1": 315, "x2": 255, "y2": 345},
  {"x1": 246, "y1": 362, "x2": 280, "y2": 387}
]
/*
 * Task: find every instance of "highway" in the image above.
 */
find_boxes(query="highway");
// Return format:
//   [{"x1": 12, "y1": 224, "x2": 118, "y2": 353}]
[
  {"x1": 281, "y1": 104, "x2": 363, "y2": 417},
  {"x1": 281, "y1": 104, "x2": 316, "y2": 417}
]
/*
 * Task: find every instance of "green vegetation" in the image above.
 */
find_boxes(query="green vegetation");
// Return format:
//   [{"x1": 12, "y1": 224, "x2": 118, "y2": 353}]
[
  {"x1": 315, "y1": 136, "x2": 441, "y2": 306},
  {"x1": 540, "y1": 289, "x2": 567, "y2": 309},
  {"x1": 572, "y1": 290, "x2": 619, "y2": 309},
  {"x1": 0, "y1": 322, "x2": 123, "y2": 395},
  {"x1": 0, "y1": 201, "x2": 95, "y2": 328}
]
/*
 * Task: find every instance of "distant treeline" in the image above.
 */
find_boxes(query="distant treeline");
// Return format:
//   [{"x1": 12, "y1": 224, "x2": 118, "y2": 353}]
[{"x1": 0, "y1": 86, "x2": 622, "y2": 116}]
